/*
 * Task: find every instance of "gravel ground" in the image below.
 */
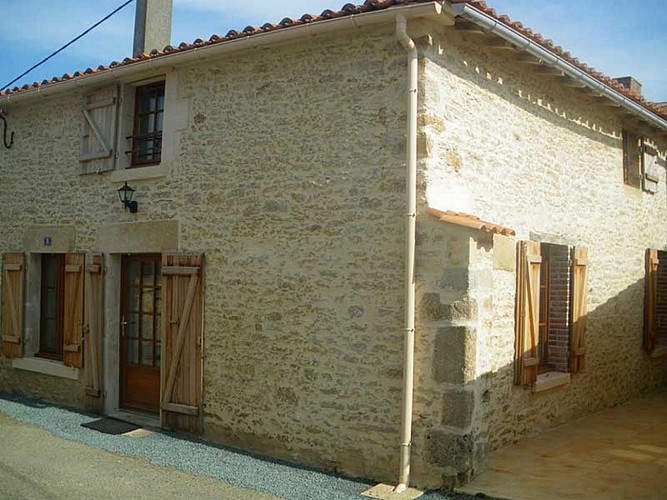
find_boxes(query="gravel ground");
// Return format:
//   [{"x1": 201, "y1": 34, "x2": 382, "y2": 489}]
[{"x1": 0, "y1": 393, "x2": 480, "y2": 500}]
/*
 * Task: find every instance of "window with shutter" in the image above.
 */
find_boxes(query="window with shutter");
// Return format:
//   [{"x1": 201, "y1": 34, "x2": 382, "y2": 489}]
[
  {"x1": 2, "y1": 253, "x2": 25, "y2": 359},
  {"x1": 161, "y1": 253, "x2": 204, "y2": 433},
  {"x1": 81, "y1": 86, "x2": 119, "y2": 174},
  {"x1": 622, "y1": 130, "x2": 641, "y2": 188},
  {"x1": 515, "y1": 241, "x2": 589, "y2": 385},
  {"x1": 34, "y1": 253, "x2": 84, "y2": 367},
  {"x1": 644, "y1": 249, "x2": 667, "y2": 354}
]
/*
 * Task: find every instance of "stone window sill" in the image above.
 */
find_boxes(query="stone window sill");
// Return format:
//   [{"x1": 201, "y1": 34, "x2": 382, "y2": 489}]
[
  {"x1": 533, "y1": 371, "x2": 570, "y2": 393},
  {"x1": 12, "y1": 357, "x2": 79, "y2": 380},
  {"x1": 110, "y1": 164, "x2": 168, "y2": 183},
  {"x1": 650, "y1": 346, "x2": 667, "y2": 358}
]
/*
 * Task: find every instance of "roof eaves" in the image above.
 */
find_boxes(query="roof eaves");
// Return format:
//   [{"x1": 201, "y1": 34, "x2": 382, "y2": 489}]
[
  {"x1": 0, "y1": 0, "x2": 440, "y2": 104},
  {"x1": 446, "y1": 0, "x2": 667, "y2": 129},
  {"x1": 1, "y1": 0, "x2": 666, "y2": 128}
]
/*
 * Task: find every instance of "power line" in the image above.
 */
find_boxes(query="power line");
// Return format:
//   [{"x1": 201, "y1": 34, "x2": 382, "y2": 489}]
[{"x1": 2, "y1": 0, "x2": 135, "y2": 91}]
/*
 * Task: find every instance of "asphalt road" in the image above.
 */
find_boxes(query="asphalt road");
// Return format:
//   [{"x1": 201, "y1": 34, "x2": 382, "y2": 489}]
[{"x1": 0, "y1": 412, "x2": 277, "y2": 500}]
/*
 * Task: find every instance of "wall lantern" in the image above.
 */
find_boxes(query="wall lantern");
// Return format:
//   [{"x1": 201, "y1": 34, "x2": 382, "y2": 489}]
[{"x1": 117, "y1": 182, "x2": 138, "y2": 213}]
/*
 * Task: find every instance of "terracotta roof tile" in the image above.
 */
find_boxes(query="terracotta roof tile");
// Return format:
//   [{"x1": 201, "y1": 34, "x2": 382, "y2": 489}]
[
  {"x1": 1, "y1": 0, "x2": 665, "y2": 123},
  {"x1": 427, "y1": 207, "x2": 515, "y2": 236}
]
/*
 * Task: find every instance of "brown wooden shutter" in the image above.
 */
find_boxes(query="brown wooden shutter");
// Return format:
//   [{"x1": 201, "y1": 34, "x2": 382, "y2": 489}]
[
  {"x1": 570, "y1": 247, "x2": 588, "y2": 372},
  {"x1": 81, "y1": 86, "x2": 118, "y2": 174},
  {"x1": 644, "y1": 248, "x2": 659, "y2": 353},
  {"x1": 515, "y1": 241, "x2": 541, "y2": 385},
  {"x1": 161, "y1": 253, "x2": 204, "y2": 433},
  {"x1": 63, "y1": 253, "x2": 85, "y2": 368},
  {"x1": 84, "y1": 255, "x2": 104, "y2": 396},
  {"x1": 1, "y1": 253, "x2": 25, "y2": 358}
]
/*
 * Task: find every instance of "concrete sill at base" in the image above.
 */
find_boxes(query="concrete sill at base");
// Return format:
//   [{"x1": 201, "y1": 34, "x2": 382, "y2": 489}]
[
  {"x1": 12, "y1": 357, "x2": 79, "y2": 380},
  {"x1": 533, "y1": 371, "x2": 570, "y2": 393}
]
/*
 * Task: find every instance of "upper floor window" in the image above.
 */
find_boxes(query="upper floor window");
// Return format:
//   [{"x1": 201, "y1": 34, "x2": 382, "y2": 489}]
[
  {"x1": 131, "y1": 82, "x2": 165, "y2": 167},
  {"x1": 80, "y1": 80, "x2": 166, "y2": 174},
  {"x1": 622, "y1": 130, "x2": 641, "y2": 188}
]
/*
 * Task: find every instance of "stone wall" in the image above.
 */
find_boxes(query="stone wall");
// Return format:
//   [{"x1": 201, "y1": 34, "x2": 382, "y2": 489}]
[
  {"x1": 0, "y1": 26, "x2": 412, "y2": 484},
  {"x1": 1, "y1": 15, "x2": 666, "y2": 491},
  {"x1": 416, "y1": 21, "x2": 667, "y2": 485}
]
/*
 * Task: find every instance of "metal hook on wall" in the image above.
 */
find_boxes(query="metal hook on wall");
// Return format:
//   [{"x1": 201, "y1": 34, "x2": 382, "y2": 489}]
[{"x1": 0, "y1": 112, "x2": 14, "y2": 149}]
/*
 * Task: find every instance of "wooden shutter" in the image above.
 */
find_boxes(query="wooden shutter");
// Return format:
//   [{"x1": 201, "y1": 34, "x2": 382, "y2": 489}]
[
  {"x1": 161, "y1": 253, "x2": 204, "y2": 433},
  {"x1": 1, "y1": 253, "x2": 25, "y2": 358},
  {"x1": 63, "y1": 253, "x2": 85, "y2": 368},
  {"x1": 644, "y1": 249, "x2": 659, "y2": 353},
  {"x1": 570, "y1": 247, "x2": 588, "y2": 372},
  {"x1": 515, "y1": 241, "x2": 541, "y2": 385},
  {"x1": 81, "y1": 86, "x2": 118, "y2": 174},
  {"x1": 83, "y1": 255, "x2": 104, "y2": 396}
]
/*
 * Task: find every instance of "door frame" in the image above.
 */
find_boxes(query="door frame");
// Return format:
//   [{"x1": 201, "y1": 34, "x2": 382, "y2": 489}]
[
  {"x1": 103, "y1": 253, "x2": 163, "y2": 419},
  {"x1": 119, "y1": 253, "x2": 162, "y2": 413}
]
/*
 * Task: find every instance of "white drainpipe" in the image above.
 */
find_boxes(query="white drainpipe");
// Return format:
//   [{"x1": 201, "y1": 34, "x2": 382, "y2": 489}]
[{"x1": 394, "y1": 13, "x2": 418, "y2": 494}]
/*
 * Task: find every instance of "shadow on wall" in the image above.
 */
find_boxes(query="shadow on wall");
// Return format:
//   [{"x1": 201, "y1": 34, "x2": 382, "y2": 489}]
[{"x1": 410, "y1": 221, "x2": 667, "y2": 490}]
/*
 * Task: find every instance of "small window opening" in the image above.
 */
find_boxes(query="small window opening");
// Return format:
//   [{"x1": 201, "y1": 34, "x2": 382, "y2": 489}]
[{"x1": 130, "y1": 82, "x2": 165, "y2": 166}]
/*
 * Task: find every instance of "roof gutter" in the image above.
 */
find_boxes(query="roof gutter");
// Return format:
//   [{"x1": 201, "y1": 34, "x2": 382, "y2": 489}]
[
  {"x1": 446, "y1": 2, "x2": 667, "y2": 132},
  {"x1": 0, "y1": 2, "x2": 447, "y2": 107}
]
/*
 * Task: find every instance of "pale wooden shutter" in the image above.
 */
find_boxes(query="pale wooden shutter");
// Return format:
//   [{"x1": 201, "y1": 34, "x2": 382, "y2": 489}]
[
  {"x1": 515, "y1": 241, "x2": 541, "y2": 385},
  {"x1": 570, "y1": 247, "x2": 588, "y2": 372},
  {"x1": 84, "y1": 255, "x2": 104, "y2": 397},
  {"x1": 81, "y1": 86, "x2": 118, "y2": 174},
  {"x1": 1, "y1": 253, "x2": 25, "y2": 359},
  {"x1": 63, "y1": 253, "x2": 85, "y2": 368},
  {"x1": 644, "y1": 249, "x2": 659, "y2": 353},
  {"x1": 161, "y1": 253, "x2": 204, "y2": 433}
]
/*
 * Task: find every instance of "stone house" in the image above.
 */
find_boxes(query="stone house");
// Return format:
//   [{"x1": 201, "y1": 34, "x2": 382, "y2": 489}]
[{"x1": 1, "y1": 0, "x2": 666, "y2": 491}]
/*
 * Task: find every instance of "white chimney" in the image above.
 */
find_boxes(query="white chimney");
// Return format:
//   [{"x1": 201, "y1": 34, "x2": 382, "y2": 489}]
[{"x1": 133, "y1": 0, "x2": 173, "y2": 56}]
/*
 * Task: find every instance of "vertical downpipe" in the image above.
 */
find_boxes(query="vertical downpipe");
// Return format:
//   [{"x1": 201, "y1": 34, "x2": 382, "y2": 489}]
[{"x1": 394, "y1": 14, "x2": 418, "y2": 494}]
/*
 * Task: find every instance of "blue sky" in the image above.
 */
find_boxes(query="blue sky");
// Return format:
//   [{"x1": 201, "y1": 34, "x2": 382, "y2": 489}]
[{"x1": 1, "y1": 0, "x2": 665, "y2": 102}]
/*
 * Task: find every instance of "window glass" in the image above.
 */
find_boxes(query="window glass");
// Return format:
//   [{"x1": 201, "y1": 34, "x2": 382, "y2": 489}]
[
  {"x1": 39, "y1": 254, "x2": 64, "y2": 359},
  {"x1": 131, "y1": 82, "x2": 165, "y2": 166}
]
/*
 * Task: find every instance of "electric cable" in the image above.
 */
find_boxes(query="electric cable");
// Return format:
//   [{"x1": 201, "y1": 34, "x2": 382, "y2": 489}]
[{"x1": 2, "y1": 0, "x2": 135, "y2": 91}]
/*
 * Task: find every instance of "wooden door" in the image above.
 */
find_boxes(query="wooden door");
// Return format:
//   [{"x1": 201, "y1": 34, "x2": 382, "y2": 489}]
[{"x1": 120, "y1": 254, "x2": 162, "y2": 413}]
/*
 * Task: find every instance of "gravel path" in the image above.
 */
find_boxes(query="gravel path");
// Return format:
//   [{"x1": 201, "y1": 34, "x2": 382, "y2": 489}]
[{"x1": 0, "y1": 393, "x2": 479, "y2": 500}]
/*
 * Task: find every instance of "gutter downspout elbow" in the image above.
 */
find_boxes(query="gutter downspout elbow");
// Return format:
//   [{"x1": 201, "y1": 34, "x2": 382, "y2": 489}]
[{"x1": 394, "y1": 13, "x2": 418, "y2": 495}]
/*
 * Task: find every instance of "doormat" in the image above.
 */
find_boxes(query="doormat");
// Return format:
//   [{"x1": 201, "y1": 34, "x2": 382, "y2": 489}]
[{"x1": 81, "y1": 417, "x2": 141, "y2": 435}]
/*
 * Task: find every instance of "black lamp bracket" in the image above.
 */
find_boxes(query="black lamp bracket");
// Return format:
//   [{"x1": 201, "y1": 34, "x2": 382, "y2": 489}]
[{"x1": 0, "y1": 110, "x2": 14, "y2": 149}]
